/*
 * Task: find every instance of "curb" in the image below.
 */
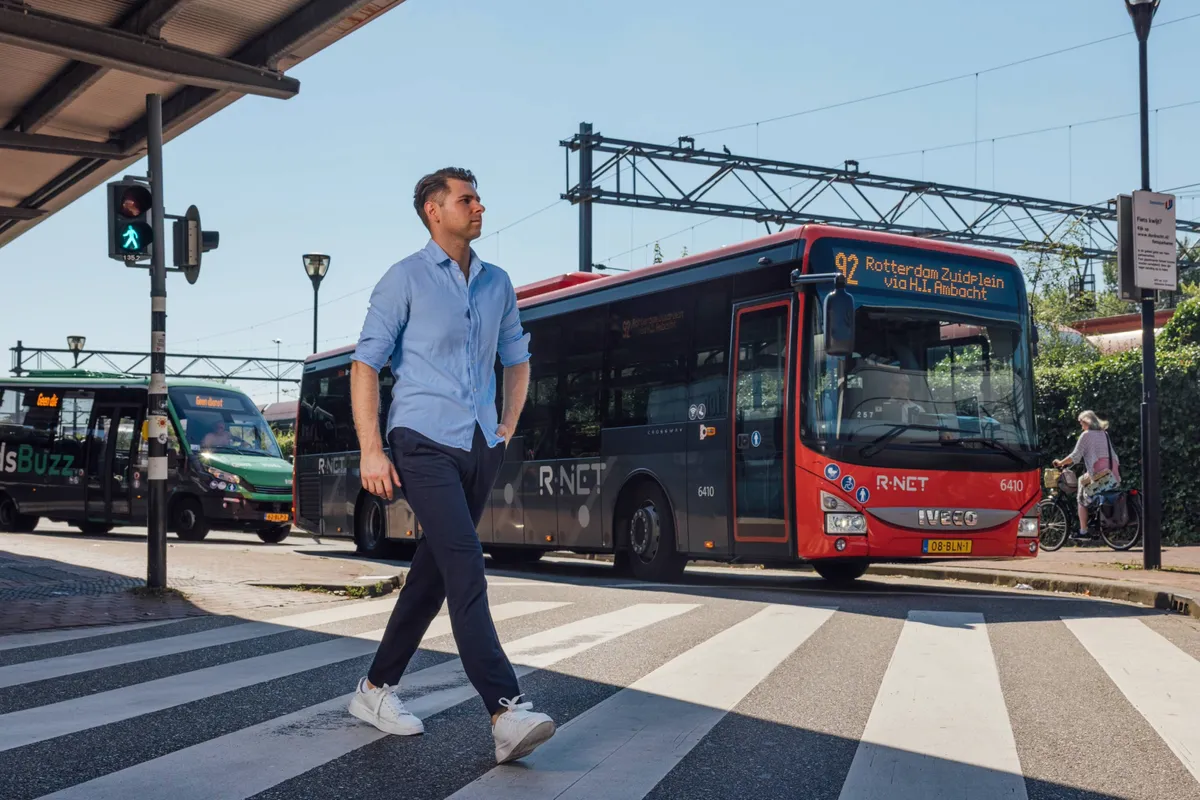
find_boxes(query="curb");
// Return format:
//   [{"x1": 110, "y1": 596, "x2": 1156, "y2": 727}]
[
  {"x1": 249, "y1": 572, "x2": 405, "y2": 599},
  {"x1": 865, "y1": 564, "x2": 1199, "y2": 619}
]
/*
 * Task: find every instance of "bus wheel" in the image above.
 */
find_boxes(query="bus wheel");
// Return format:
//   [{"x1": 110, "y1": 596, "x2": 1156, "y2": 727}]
[
  {"x1": 355, "y1": 494, "x2": 394, "y2": 558},
  {"x1": 813, "y1": 560, "x2": 869, "y2": 584},
  {"x1": 623, "y1": 483, "x2": 686, "y2": 583},
  {"x1": 171, "y1": 497, "x2": 210, "y2": 541},
  {"x1": 0, "y1": 495, "x2": 37, "y2": 533},
  {"x1": 256, "y1": 524, "x2": 291, "y2": 544}
]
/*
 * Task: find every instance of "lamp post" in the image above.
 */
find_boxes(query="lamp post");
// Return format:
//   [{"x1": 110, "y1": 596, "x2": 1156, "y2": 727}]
[
  {"x1": 302, "y1": 253, "x2": 331, "y2": 354},
  {"x1": 1126, "y1": 0, "x2": 1161, "y2": 570},
  {"x1": 66, "y1": 335, "x2": 85, "y2": 368}
]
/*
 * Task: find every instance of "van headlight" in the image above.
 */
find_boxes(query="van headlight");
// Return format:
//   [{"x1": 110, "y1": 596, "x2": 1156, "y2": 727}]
[
  {"x1": 206, "y1": 467, "x2": 240, "y2": 485},
  {"x1": 1018, "y1": 516, "x2": 1039, "y2": 537}
]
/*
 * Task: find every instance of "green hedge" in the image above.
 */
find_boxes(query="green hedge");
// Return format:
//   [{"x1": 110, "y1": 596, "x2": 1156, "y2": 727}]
[{"x1": 1034, "y1": 322, "x2": 1200, "y2": 543}]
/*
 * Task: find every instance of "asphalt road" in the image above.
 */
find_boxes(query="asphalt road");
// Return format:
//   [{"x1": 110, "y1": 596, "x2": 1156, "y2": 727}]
[{"x1": 2, "y1": 553, "x2": 1199, "y2": 799}]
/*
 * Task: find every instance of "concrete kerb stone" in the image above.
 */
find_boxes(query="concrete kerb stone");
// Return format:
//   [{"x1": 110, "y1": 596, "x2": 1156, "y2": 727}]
[
  {"x1": 865, "y1": 564, "x2": 1200, "y2": 620},
  {"x1": 247, "y1": 571, "x2": 406, "y2": 599}
]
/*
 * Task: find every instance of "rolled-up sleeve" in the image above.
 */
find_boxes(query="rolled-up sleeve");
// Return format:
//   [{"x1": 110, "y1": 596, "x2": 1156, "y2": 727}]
[
  {"x1": 496, "y1": 275, "x2": 530, "y2": 368},
  {"x1": 351, "y1": 262, "x2": 409, "y2": 372}
]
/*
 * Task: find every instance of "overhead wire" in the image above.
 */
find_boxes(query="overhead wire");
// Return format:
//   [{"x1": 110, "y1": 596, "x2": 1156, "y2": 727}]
[{"x1": 685, "y1": 12, "x2": 1200, "y2": 139}]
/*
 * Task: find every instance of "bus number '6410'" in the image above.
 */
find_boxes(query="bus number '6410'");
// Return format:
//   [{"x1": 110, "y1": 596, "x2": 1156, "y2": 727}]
[
  {"x1": 697, "y1": 485, "x2": 715, "y2": 497},
  {"x1": 1000, "y1": 479, "x2": 1024, "y2": 492}
]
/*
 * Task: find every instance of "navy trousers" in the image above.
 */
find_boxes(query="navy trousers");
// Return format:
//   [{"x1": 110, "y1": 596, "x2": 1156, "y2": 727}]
[{"x1": 366, "y1": 424, "x2": 519, "y2": 715}]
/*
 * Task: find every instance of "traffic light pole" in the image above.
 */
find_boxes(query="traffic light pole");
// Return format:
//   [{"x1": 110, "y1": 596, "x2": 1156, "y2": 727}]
[{"x1": 146, "y1": 93, "x2": 168, "y2": 590}]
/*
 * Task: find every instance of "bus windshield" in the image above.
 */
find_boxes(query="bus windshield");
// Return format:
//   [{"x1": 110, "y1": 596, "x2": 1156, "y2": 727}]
[
  {"x1": 168, "y1": 386, "x2": 282, "y2": 459},
  {"x1": 806, "y1": 304, "x2": 1037, "y2": 455}
]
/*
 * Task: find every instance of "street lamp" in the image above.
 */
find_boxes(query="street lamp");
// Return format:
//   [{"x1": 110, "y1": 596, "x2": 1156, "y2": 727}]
[
  {"x1": 1125, "y1": 0, "x2": 1162, "y2": 571},
  {"x1": 302, "y1": 253, "x2": 331, "y2": 354},
  {"x1": 66, "y1": 335, "x2": 85, "y2": 367}
]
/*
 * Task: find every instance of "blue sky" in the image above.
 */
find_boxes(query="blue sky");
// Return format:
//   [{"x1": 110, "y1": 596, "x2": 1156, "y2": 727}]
[{"x1": 2, "y1": 0, "x2": 1198, "y2": 405}]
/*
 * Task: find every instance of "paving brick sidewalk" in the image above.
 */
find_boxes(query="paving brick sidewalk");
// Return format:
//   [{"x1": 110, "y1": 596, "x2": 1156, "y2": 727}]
[
  {"x1": 934, "y1": 545, "x2": 1200, "y2": 597},
  {"x1": 0, "y1": 528, "x2": 404, "y2": 635}
]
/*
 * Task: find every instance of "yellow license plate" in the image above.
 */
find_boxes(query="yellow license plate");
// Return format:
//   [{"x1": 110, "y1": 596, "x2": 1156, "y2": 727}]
[
  {"x1": 923, "y1": 538, "x2": 972, "y2": 554},
  {"x1": 265, "y1": 513, "x2": 290, "y2": 523}
]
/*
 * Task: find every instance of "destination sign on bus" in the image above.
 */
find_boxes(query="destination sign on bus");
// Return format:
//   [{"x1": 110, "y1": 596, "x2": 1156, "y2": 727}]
[{"x1": 810, "y1": 238, "x2": 1019, "y2": 306}]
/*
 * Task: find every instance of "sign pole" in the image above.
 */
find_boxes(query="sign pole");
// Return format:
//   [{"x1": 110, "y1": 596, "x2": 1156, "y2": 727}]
[
  {"x1": 146, "y1": 93, "x2": 169, "y2": 589},
  {"x1": 1136, "y1": 26, "x2": 1161, "y2": 570}
]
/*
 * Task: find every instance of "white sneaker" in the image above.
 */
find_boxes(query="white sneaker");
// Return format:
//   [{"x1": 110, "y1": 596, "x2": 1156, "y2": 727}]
[
  {"x1": 348, "y1": 677, "x2": 424, "y2": 735},
  {"x1": 492, "y1": 694, "x2": 556, "y2": 764}
]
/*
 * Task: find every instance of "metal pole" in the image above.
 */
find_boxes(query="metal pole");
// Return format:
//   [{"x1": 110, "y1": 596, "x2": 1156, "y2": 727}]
[
  {"x1": 579, "y1": 122, "x2": 593, "y2": 273},
  {"x1": 312, "y1": 281, "x2": 319, "y2": 353},
  {"x1": 146, "y1": 93, "x2": 168, "y2": 589},
  {"x1": 1137, "y1": 30, "x2": 1162, "y2": 570}
]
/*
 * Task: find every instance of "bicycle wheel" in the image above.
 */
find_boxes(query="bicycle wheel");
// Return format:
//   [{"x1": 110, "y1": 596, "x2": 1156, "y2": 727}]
[
  {"x1": 1038, "y1": 497, "x2": 1069, "y2": 551},
  {"x1": 1101, "y1": 494, "x2": 1142, "y2": 551}
]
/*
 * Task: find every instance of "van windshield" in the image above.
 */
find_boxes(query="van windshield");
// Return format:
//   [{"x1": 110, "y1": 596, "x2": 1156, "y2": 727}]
[{"x1": 168, "y1": 387, "x2": 282, "y2": 459}]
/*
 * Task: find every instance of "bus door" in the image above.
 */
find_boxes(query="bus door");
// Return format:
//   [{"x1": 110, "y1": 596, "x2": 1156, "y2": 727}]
[
  {"x1": 730, "y1": 296, "x2": 793, "y2": 555},
  {"x1": 85, "y1": 404, "x2": 143, "y2": 523}
]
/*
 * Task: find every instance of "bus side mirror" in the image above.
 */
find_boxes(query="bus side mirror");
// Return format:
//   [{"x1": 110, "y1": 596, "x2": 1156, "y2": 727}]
[
  {"x1": 823, "y1": 280, "x2": 855, "y2": 357},
  {"x1": 1031, "y1": 324, "x2": 1040, "y2": 360}
]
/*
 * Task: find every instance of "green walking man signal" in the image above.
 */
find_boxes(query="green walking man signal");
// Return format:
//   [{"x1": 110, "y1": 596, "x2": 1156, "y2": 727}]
[{"x1": 106, "y1": 178, "x2": 219, "y2": 279}]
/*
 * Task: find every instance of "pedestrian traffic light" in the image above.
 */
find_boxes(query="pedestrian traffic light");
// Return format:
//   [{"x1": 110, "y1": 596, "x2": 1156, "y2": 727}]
[
  {"x1": 107, "y1": 178, "x2": 153, "y2": 261},
  {"x1": 172, "y1": 204, "x2": 219, "y2": 284}
]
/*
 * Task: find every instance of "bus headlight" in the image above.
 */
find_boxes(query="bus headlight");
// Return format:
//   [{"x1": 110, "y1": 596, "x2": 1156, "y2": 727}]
[
  {"x1": 825, "y1": 513, "x2": 866, "y2": 534},
  {"x1": 206, "y1": 467, "x2": 240, "y2": 486},
  {"x1": 1018, "y1": 516, "x2": 1039, "y2": 537},
  {"x1": 820, "y1": 491, "x2": 855, "y2": 512}
]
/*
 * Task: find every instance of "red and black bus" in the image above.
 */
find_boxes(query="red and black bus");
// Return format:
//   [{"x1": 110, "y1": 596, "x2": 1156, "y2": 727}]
[{"x1": 293, "y1": 224, "x2": 1041, "y2": 582}]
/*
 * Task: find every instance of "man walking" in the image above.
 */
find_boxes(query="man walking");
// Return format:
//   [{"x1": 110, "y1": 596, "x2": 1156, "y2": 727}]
[{"x1": 346, "y1": 167, "x2": 555, "y2": 764}]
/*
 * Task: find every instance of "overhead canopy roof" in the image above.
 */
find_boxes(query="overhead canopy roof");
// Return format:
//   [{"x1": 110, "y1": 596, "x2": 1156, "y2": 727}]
[{"x1": 0, "y1": 0, "x2": 407, "y2": 248}]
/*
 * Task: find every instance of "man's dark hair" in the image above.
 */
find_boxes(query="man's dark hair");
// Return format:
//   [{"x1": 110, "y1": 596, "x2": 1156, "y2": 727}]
[{"x1": 413, "y1": 167, "x2": 477, "y2": 229}]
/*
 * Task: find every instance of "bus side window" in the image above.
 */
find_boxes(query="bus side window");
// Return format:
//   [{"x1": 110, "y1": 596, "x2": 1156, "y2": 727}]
[
  {"x1": 54, "y1": 393, "x2": 93, "y2": 469},
  {"x1": 4, "y1": 388, "x2": 59, "y2": 447}
]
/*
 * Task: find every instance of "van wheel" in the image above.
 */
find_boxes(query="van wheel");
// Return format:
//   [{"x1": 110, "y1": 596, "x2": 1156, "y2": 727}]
[
  {"x1": 256, "y1": 524, "x2": 291, "y2": 544},
  {"x1": 171, "y1": 497, "x2": 210, "y2": 541},
  {"x1": 0, "y1": 496, "x2": 37, "y2": 533},
  {"x1": 355, "y1": 494, "x2": 396, "y2": 558},
  {"x1": 813, "y1": 560, "x2": 869, "y2": 584},
  {"x1": 619, "y1": 482, "x2": 686, "y2": 583}
]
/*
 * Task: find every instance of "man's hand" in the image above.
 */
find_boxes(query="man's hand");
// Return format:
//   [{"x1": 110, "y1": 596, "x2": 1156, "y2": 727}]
[
  {"x1": 497, "y1": 423, "x2": 514, "y2": 447},
  {"x1": 361, "y1": 448, "x2": 401, "y2": 500}
]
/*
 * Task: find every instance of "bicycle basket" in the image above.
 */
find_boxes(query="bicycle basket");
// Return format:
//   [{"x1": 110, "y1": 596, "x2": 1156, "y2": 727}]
[
  {"x1": 1057, "y1": 470, "x2": 1078, "y2": 494},
  {"x1": 1042, "y1": 468, "x2": 1060, "y2": 489}
]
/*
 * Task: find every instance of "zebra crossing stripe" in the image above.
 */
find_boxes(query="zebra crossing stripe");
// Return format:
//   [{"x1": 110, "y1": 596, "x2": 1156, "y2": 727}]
[
  {"x1": 1063, "y1": 615, "x2": 1200, "y2": 783},
  {"x1": 447, "y1": 603, "x2": 836, "y2": 800},
  {"x1": 838, "y1": 611, "x2": 1028, "y2": 800},
  {"x1": 0, "y1": 620, "x2": 182, "y2": 653},
  {"x1": 0, "y1": 601, "x2": 567, "y2": 753},
  {"x1": 0, "y1": 596, "x2": 404, "y2": 689},
  {"x1": 38, "y1": 602, "x2": 698, "y2": 800}
]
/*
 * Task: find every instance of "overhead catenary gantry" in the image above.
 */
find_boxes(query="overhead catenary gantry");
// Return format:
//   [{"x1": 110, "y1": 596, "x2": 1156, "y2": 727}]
[
  {"x1": 10, "y1": 341, "x2": 305, "y2": 385},
  {"x1": 561, "y1": 123, "x2": 1200, "y2": 274}
]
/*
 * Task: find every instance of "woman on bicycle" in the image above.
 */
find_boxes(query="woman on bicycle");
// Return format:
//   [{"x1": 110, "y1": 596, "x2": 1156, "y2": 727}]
[{"x1": 1053, "y1": 410, "x2": 1120, "y2": 536}]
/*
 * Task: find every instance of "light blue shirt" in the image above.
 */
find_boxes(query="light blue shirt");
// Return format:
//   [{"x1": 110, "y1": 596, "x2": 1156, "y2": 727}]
[{"x1": 351, "y1": 239, "x2": 531, "y2": 451}]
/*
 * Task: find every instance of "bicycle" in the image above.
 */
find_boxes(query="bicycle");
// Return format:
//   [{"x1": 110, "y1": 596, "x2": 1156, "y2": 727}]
[{"x1": 1037, "y1": 466, "x2": 1142, "y2": 552}]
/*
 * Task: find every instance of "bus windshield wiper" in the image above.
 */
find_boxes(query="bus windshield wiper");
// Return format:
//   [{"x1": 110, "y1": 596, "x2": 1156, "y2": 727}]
[
  {"x1": 859, "y1": 423, "x2": 946, "y2": 458},
  {"x1": 942, "y1": 436, "x2": 1030, "y2": 467}
]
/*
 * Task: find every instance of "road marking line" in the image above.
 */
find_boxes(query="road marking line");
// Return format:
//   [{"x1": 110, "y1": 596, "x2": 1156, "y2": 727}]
[
  {"x1": 0, "y1": 597, "x2": 404, "y2": 689},
  {"x1": 39, "y1": 603, "x2": 698, "y2": 800},
  {"x1": 838, "y1": 610, "x2": 1028, "y2": 800},
  {"x1": 0, "y1": 620, "x2": 181, "y2": 653},
  {"x1": 1063, "y1": 615, "x2": 1200, "y2": 783},
  {"x1": 447, "y1": 603, "x2": 835, "y2": 800},
  {"x1": 0, "y1": 601, "x2": 566, "y2": 753}
]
